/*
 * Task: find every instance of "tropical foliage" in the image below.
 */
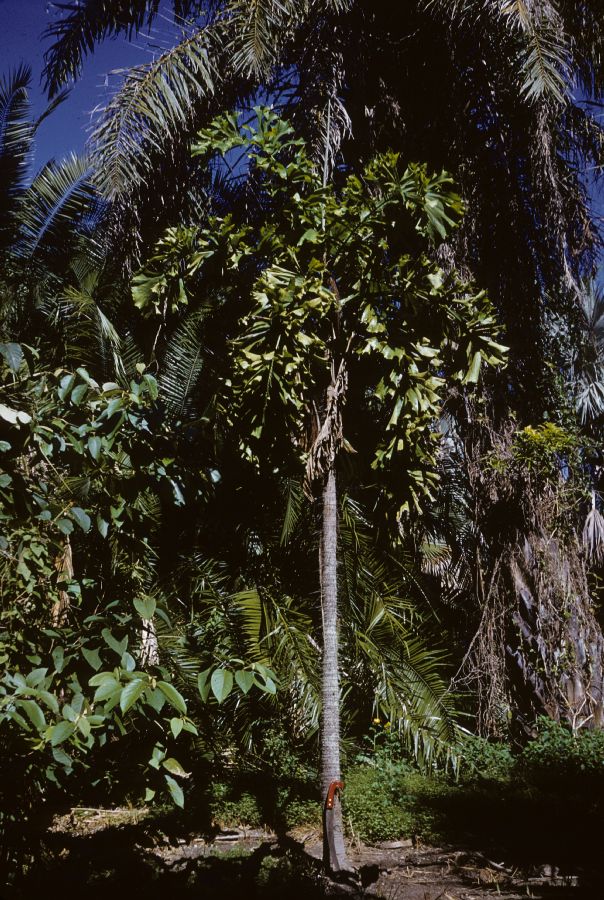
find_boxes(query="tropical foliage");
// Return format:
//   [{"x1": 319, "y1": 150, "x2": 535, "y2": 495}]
[{"x1": 3, "y1": 0, "x2": 604, "y2": 887}]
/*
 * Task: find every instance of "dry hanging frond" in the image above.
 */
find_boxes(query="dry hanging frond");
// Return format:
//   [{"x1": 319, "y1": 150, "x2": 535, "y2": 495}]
[
  {"x1": 52, "y1": 537, "x2": 74, "y2": 626},
  {"x1": 305, "y1": 361, "x2": 348, "y2": 496},
  {"x1": 583, "y1": 498, "x2": 604, "y2": 564}
]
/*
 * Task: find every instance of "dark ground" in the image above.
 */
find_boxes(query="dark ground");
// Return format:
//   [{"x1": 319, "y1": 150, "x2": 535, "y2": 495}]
[{"x1": 3, "y1": 808, "x2": 601, "y2": 899}]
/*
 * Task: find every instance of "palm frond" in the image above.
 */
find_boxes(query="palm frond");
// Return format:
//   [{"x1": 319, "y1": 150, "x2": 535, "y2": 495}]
[
  {"x1": 573, "y1": 280, "x2": 604, "y2": 423},
  {"x1": 498, "y1": 1, "x2": 568, "y2": 103},
  {"x1": 228, "y1": 0, "x2": 302, "y2": 77},
  {"x1": 576, "y1": 377, "x2": 604, "y2": 424},
  {"x1": 89, "y1": 27, "x2": 218, "y2": 199},
  {"x1": 420, "y1": 538, "x2": 453, "y2": 575},
  {"x1": 119, "y1": 333, "x2": 146, "y2": 383},
  {"x1": 336, "y1": 494, "x2": 456, "y2": 763},
  {"x1": 59, "y1": 271, "x2": 125, "y2": 378},
  {"x1": 159, "y1": 309, "x2": 207, "y2": 420},
  {"x1": 15, "y1": 154, "x2": 96, "y2": 261},
  {"x1": 0, "y1": 64, "x2": 32, "y2": 164},
  {"x1": 43, "y1": 0, "x2": 161, "y2": 97},
  {"x1": 426, "y1": 0, "x2": 568, "y2": 104},
  {"x1": 280, "y1": 476, "x2": 305, "y2": 546},
  {"x1": 0, "y1": 65, "x2": 33, "y2": 243},
  {"x1": 344, "y1": 587, "x2": 457, "y2": 766}
]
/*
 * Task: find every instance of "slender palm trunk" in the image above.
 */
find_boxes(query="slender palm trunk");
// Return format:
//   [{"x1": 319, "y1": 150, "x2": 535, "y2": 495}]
[{"x1": 320, "y1": 465, "x2": 351, "y2": 873}]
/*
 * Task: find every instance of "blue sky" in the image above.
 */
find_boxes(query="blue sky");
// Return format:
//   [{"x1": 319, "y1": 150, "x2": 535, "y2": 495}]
[{"x1": 0, "y1": 0, "x2": 179, "y2": 166}]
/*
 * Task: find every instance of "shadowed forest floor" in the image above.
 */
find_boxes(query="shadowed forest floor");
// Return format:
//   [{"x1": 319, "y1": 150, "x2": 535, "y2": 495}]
[{"x1": 4, "y1": 808, "x2": 600, "y2": 899}]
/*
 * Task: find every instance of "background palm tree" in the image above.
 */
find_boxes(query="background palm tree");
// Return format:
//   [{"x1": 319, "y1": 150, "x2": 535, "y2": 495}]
[{"x1": 0, "y1": 65, "x2": 99, "y2": 359}]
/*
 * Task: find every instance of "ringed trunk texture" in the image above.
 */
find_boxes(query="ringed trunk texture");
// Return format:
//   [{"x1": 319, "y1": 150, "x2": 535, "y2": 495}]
[{"x1": 320, "y1": 467, "x2": 351, "y2": 874}]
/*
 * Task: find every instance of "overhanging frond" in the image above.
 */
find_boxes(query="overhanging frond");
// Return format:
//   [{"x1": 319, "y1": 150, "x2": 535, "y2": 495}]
[
  {"x1": 425, "y1": 0, "x2": 568, "y2": 104},
  {"x1": 228, "y1": 0, "x2": 302, "y2": 77},
  {"x1": 15, "y1": 154, "x2": 96, "y2": 260},
  {"x1": 89, "y1": 27, "x2": 219, "y2": 199},
  {"x1": 0, "y1": 65, "x2": 33, "y2": 242},
  {"x1": 43, "y1": 0, "x2": 163, "y2": 97}
]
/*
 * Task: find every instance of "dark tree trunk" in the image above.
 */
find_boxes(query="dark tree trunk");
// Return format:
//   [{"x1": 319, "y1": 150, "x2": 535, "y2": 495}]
[
  {"x1": 320, "y1": 466, "x2": 352, "y2": 873},
  {"x1": 506, "y1": 532, "x2": 604, "y2": 730},
  {"x1": 463, "y1": 422, "x2": 604, "y2": 734}
]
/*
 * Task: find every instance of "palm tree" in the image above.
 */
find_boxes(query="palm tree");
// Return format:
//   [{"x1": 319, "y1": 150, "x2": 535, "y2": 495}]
[
  {"x1": 39, "y1": 0, "x2": 604, "y2": 735},
  {"x1": 133, "y1": 108, "x2": 504, "y2": 869}
]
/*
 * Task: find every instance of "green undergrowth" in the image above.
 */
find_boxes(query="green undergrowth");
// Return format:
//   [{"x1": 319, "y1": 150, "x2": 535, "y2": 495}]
[
  {"x1": 163, "y1": 717, "x2": 604, "y2": 873},
  {"x1": 14, "y1": 716, "x2": 604, "y2": 890},
  {"x1": 145, "y1": 718, "x2": 603, "y2": 854},
  {"x1": 206, "y1": 780, "x2": 321, "y2": 832},
  {"x1": 341, "y1": 719, "x2": 604, "y2": 865}
]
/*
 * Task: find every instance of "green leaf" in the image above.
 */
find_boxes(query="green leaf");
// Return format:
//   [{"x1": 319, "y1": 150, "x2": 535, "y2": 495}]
[
  {"x1": 144, "y1": 788, "x2": 156, "y2": 802},
  {"x1": 149, "y1": 745, "x2": 165, "y2": 769},
  {"x1": 88, "y1": 671, "x2": 116, "y2": 687},
  {"x1": 211, "y1": 668, "x2": 233, "y2": 704},
  {"x1": 71, "y1": 384, "x2": 87, "y2": 405},
  {"x1": 134, "y1": 596, "x2": 156, "y2": 619},
  {"x1": 102, "y1": 628, "x2": 128, "y2": 657},
  {"x1": 26, "y1": 668, "x2": 48, "y2": 687},
  {"x1": 58, "y1": 374, "x2": 76, "y2": 401},
  {"x1": 50, "y1": 721, "x2": 74, "y2": 746},
  {"x1": 82, "y1": 647, "x2": 102, "y2": 671},
  {"x1": 157, "y1": 681, "x2": 186, "y2": 714},
  {"x1": 162, "y1": 757, "x2": 189, "y2": 777},
  {"x1": 38, "y1": 690, "x2": 59, "y2": 714},
  {"x1": 96, "y1": 515, "x2": 109, "y2": 538},
  {"x1": 170, "y1": 717, "x2": 184, "y2": 739},
  {"x1": 120, "y1": 678, "x2": 145, "y2": 714},
  {"x1": 20, "y1": 700, "x2": 46, "y2": 730},
  {"x1": 143, "y1": 374, "x2": 159, "y2": 400},
  {"x1": 56, "y1": 518, "x2": 74, "y2": 536},
  {"x1": 0, "y1": 403, "x2": 30, "y2": 424},
  {"x1": 88, "y1": 435, "x2": 101, "y2": 460},
  {"x1": 165, "y1": 774, "x2": 184, "y2": 808},
  {"x1": 181, "y1": 719, "x2": 198, "y2": 735},
  {"x1": 62, "y1": 703, "x2": 76, "y2": 722},
  {"x1": 52, "y1": 747, "x2": 73, "y2": 770},
  {"x1": 259, "y1": 676, "x2": 277, "y2": 694},
  {"x1": 197, "y1": 667, "x2": 212, "y2": 702},
  {"x1": 16, "y1": 558, "x2": 31, "y2": 579},
  {"x1": 0, "y1": 342, "x2": 23, "y2": 373},
  {"x1": 234, "y1": 670, "x2": 255, "y2": 695},
  {"x1": 298, "y1": 228, "x2": 319, "y2": 245},
  {"x1": 93, "y1": 678, "x2": 121, "y2": 702},
  {"x1": 52, "y1": 646, "x2": 65, "y2": 674},
  {"x1": 463, "y1": 350, "x2": 482, "y2": 385},
  {"x1": 71, "y1": 507, "x2": 91, "y2": 532},
  {"x1": 77, "y1": 717, "x2": 91, "y2": 738},
  {"x1": 145, "y1": 688, "x2": 166, "y2": 713},
  {"x1": 120, "y1": 651, "x2": 136, "y2": 672}
]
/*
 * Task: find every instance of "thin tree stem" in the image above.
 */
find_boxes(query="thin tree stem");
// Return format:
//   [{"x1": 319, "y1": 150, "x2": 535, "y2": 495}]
[{"x1": 320, "y1": 464, "x2": 351, "y2": 872}]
